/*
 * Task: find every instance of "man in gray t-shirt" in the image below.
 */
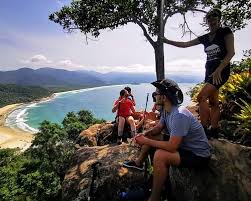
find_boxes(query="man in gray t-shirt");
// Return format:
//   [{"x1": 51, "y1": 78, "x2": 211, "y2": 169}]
[
  {"x1": 123, "y1": 79, "x2": 211, "y2": 201},
  {"x1": 160, "y1": 106, "x2": 211, "y2": 158}
]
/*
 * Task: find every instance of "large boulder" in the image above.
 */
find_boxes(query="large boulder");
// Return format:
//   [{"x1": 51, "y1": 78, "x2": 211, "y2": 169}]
[
  {"x1": 62, "y1": 144, "x2": 144, "y2": 201},
  {"x1": 63, "y1": 139, "x2": 251, "y2": 201},
  {"x1": 78, "y1": 123, "x2": 114, "y2": 147},
  {"x1": 170, "y1": 139, "x2": 251, "y2": 201}
]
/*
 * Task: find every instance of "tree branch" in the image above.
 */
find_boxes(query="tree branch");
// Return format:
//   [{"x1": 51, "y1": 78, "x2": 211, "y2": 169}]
[
  {"x1": 163, "y1": 10, "x2": 180, "y2": 26},
  {"x1": 180, "y1": 14, "x2": 198, "y2": 38},
  {"x1": 190, "y1": 8, "x2": 207, "y2": 14},
  {"x1": 134, "y1": 19, "x2": 155, "y2": 47}
]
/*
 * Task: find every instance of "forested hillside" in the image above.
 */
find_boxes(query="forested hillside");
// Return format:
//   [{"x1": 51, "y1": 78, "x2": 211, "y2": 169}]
[{"x1": 0, "y1": 84, "x2": 52, "y2": 107}]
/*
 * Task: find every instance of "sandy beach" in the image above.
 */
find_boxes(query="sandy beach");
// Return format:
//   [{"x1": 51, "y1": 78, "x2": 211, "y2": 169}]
[{"x1": 0, "y1": 104, "x2": 34, "y2": 151}]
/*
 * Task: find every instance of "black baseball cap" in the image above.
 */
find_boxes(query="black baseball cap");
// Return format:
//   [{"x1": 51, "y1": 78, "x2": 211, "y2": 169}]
[{"x1": 151, "y1": 79, "x2": 183, "y2": 105}]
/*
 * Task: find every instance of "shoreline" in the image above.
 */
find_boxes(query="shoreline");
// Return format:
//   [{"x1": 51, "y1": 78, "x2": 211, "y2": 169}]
[
  {"x1": 0, "y1": 85, "x2": 126, "y2": 150},
  {"x1": 0, "y1": 93, "x2": 57, "y2": 150},
  {"x1": 0, "y1": 104, "x2": 34, "y2": 150}
]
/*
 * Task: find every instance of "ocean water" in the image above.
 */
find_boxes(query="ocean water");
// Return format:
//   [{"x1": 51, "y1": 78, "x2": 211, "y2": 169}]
[{"x1": 5, "y1": 83, "x2": 196, "y2": 132}]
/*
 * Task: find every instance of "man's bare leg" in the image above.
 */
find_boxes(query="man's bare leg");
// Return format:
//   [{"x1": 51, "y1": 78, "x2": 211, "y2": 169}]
[
  {"x1": 134, "y1": 134, "x2": 163, "y2": 166},
  {"x1": 148, "y1": 149, "x2": 180, "y2": 201}
]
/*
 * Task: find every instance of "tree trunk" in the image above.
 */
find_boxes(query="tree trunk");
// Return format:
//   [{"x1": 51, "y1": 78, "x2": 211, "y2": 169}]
[
  {"x1": 154, "y1": 42, "x2": 165, "y2": 80},
  {"x1": 155, "y1": 0, "x2": 165, "y2": 80}
]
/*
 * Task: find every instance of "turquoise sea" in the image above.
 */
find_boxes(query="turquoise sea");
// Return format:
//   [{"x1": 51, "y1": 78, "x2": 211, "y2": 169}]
[{"x1": 5, "y1": 83, "x2": 196, "y2": 132}]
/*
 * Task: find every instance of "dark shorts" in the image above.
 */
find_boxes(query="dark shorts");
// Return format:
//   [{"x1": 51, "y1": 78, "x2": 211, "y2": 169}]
[
  {"x1": 205, "y1": 72, "x2": 229, "y2": 89},
  {"x1": 149, "y1": 134, "x2": 210, "y2": 169},
  {"x1": 205, "y1": 63, "x2": 230, "y2": 89},
  {"x1": 178, "y1": 148, "x2": 210, "y2": 168}
]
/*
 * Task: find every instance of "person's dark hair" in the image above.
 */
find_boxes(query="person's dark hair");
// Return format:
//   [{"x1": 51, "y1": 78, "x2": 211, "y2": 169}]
[
  {"x1": 124, "y1": 86, "x2": 131, "y2": 93},
  {"x1": 206, "y1": 8, "x2": 222, "y2": 20},
  {"x1": 151, "y1": 79, "x2": 183, "y2": 105},
  {"x1": 152, "y1": 92, "x2": 157, "y2": 102},
  {"x1": 120, "y1": 89, "x2": 127, "y2": 97}
]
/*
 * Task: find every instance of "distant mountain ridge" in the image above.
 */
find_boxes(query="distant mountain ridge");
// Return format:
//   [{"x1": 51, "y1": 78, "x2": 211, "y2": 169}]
[{"x1": 0, "y1": 67, "x2": 203, "y2": 88}]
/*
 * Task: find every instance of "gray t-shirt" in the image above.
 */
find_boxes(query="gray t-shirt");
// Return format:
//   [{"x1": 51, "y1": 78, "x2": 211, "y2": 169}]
[{"x1": 160, "y1": 106, "x2": 211, "y2": 157}]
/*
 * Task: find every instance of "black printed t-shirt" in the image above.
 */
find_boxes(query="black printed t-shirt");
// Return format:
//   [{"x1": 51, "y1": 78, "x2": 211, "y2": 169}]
[{"x1": 198, "y1": 27, "x2": 232, "y2": 77}]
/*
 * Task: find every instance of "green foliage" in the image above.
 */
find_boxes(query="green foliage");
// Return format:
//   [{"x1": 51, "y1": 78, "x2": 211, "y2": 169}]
[
  {"x1": 0, "y1": 120, "x2": 76, "y2": 201},
  {"x1": 234, "y1": 99, "x2": 251, "y2": 141},
  {"x1": 0, "y1": 148, "x2": 18, "y2": 167},
  {"x1": 49, "y1": 0, "x2": 251, "y2": 38},
  {"x1": 62, "y1": 110, "x2": 105, "y2": 141},
  {"x1": 0, "y1": 84, "x2": 52, "y2": 108},
  {"x1": 77, "y1": 110, "x2": 105, "y2": 125},
  {"x1": 219, "y1": 71, "x2": 251, "y2": 108},
  {"x1": 0, "y1": 102, "x2": 104, "y2": 200},
  {"x1": 0, "y1": 150, "x2": 30, "y2": 201},
  {"x1": 188, "y1": 82, "x2": 203, "y2": 101},
  {"x1": 29, "y1": 121, "x2": 75, "y2": 177},
  {"x1": 16, "y1": 159, "x2": 62, "y2": 201},
  {"x1": 231, "y1": 50, "x2": 251, "y2": 73}
]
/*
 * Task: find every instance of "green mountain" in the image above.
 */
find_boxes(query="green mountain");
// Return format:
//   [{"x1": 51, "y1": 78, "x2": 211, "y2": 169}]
[{"x1": 0, "y1": 84, "x2": 52, "y2": 107}]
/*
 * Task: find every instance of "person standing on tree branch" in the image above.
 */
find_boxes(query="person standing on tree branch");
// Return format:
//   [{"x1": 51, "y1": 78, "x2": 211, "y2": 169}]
[{"x1": 162, "y1": 8, "x2": 235, "y2": 138}]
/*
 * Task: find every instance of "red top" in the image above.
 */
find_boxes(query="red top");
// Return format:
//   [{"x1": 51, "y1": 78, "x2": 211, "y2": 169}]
[{"x1": 114, "y1": 98, "x2": 134, "y2": 118}]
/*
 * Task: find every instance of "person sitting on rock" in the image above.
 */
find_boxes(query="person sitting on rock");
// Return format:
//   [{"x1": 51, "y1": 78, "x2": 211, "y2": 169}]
[
  {"x1": 124, "y1": 86, "x2": 136, "y2": 106},
  {"x1": 112, "y1": 89, "x2": 137, "y2": 144},
  {"x1": 123, "y1": 79, "x2": 212, "y2": 201}
]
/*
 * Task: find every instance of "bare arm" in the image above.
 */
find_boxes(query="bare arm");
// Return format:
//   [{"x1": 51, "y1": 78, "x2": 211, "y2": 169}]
[
  {"x1": 210, "y1": 33, "x2": 235, "y2": 85},
  {"x1": 143, "y1": 121, "x2": 164, "y2": 137},
  {"x1": 163, "y1": 37, "x2": 201, "y2": 48},
  {"x1": 112, "y1": 101, "x2": 120, "y2": 113},
  {"x1": 131, "y1": 96, "x2": 136, "y2": 106},
  {"x1": 217, "y1": 33, "x2": 235, "y2": 71}
]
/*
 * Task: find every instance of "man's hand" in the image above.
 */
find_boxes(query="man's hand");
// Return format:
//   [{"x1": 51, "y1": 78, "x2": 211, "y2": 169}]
[{"x1": 135, "y1": 134, "x2": 149, "y2": 145}]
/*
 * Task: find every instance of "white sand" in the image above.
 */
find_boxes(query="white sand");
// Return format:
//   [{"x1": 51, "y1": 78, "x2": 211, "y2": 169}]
[{"x1": 0, "y1": 104, "x2": 34, "y2": 151}]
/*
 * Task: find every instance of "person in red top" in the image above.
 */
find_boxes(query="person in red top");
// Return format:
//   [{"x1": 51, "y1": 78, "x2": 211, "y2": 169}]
[{"x1": 112, "y1": 89, "x2": 136, "y2": 144}]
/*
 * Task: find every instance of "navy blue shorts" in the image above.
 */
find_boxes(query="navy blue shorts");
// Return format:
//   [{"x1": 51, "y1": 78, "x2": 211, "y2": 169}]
[
  {"x1": 178, "y1": 148, "x2": 210, "y2": 168},
  {"x1": 149, "y1": 134, "x2": 210, "y2": 168}
]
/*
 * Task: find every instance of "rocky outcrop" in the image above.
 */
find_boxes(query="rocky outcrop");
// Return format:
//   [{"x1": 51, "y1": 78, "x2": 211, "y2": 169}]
[
  {"x1": 64, "y1": 139, "x2": 251, "y2": 201},
  {"x1": 170, "y1": 139, "x2": 251, "y2": 201},
  {"x1": 62, "y1": 144, "x2": 144, "y2": 201},
  {"x1": 77, "y1": 123, "x2": 115, "y2": 147},
  {"x1": 64, "y1": 109, "x2": 251, "y2": 201}
]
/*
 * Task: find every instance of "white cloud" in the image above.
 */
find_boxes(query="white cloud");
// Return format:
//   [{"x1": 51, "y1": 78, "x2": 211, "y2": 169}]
[
  {"x1": 22, "y1": 54, "x2": 52, "y2": 64},
  {"x1": 57, "y1": 59, "x2": 84, "y2": 68},
  {"x1": 165, "y1": 59, "x2": 205, "y2": 74},
  {"x1": 30, "y1": 55, "x2": 50, "y2": 63}
]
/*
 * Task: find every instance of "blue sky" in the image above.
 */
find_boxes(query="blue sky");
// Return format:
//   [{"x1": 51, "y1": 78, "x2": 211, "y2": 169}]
[{"x1": 0, "y1": 0, "x2": 250, "y2": 76}]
